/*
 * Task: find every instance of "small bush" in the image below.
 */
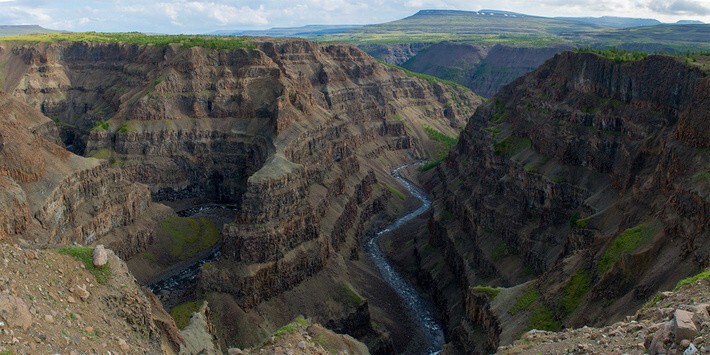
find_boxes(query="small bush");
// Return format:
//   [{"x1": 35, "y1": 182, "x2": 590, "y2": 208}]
[
  {"x1": 118, "y1": 123, "x2": 129, "y2": 133},
  {"x1": 58, "y1": 246, "x2": 111, "y2": 284},
  {"x1": 91, "y1": 120, "x2": 109, "y2": 131}
]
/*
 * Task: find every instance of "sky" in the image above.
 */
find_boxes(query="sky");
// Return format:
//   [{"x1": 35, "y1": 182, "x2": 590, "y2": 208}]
[{"x1": 0, "y1": 0, "x2": 709, "y2": 34}]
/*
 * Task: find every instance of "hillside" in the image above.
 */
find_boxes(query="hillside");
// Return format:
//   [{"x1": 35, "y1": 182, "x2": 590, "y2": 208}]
[
  {"x1": 384, "y1": 51, "x2": 709, "y2": 353},
  {"x1": 0, "y1": 25, "x2": 58, "y2": 36}
]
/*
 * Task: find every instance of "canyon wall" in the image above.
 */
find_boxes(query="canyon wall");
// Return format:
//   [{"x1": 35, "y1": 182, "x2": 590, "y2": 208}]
[
  {"x1": 417, "y1": 52, "x2": 709, "y2": 352},
  {"x1": 0, "y1": 38, "x2": 480, "y2": 350}
]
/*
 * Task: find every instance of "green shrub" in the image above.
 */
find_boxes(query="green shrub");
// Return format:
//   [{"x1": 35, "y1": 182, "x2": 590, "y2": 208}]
[
  {"x1": 598, "y1": 224, "x2": 656, "y2": 273},
  {"x1": 58, "y1": 246, "x2": 111, "y2": 284},
  {"x1": 576, "y1": 47, "x2": 648, "y2": 63},
  {"x1": 423, "y1": 125, "x2": 458, "y2": 148},
  {"x1": 118, "y1": 123, "x2": 129, "y2": 133},
  {"x1": 561, "y1": 270, "x2": 591, "y2": 314},
  {"x1": 471, "y1": 286, "x2": 501, "y2": 299},
  {"x1": 91, "y1": 120, "x2": 109, "y2": 131},
  {"x1": 575, "y1": 217, "x2": 590, "y2": 228},
  {"x1": 170, "y1": 300, "x2": 203, "y2": 329}
]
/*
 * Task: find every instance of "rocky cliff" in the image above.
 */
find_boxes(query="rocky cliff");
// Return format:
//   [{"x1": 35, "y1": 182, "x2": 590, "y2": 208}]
[
  {"x1": 413, "y1": 52, "x2": 709, "y2": 352},
  {"x1": 0, "y1": 37, "x2": 480, "y2": 351},
  {"x1": 360, "y1": 42, "x2": 570, "y2": 98}
]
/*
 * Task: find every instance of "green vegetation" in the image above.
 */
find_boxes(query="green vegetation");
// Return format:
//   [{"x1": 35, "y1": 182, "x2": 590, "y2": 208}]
[
  {"x1": 118, "y1": 122, "x2": 130, "y2": 134},
  {"x1": 561, "y1": 270, "x2": 591, "y2": 314},
  {"x1": 57, "y1": 246, "x2": 111, "y2": 284},
  {"x1": 91, "y1": 120, "x2": 110, "y2": 131},
  {"x1": 674, "y1": 269, "x2": 710, "y2": 290},
  {"x1": 509, "y1": 286, "x2": 540, "y2": 315},
  {"x1": 576, "y1": 47, "x2": 648, "y2": 63},
  {"x1": 1, "y1": 32, "x2": 255, "y2": 50},
  {"x1": 471, "y1": 286, "x2": 501, "y2": 299},
  {"x1": 384, "y1": 183, "x2": 406, "y2": 200},
  {"x1": 159, "y1": 216, "x2": 220, "y2": 261},
  {"x1": 598, "y1": 224, "x2": 656, "y2": 273},
  {"x1": 575, "y1": 217, "x2": 591, "y2": 228},
  {"x1": 420, "y1": 125, "x2": 460, "y2": 172},
  {"x1": 170, "y1": 300, "x2": 203, "y2": 329},
  {"x1": 90, "y1": 148, "x2": 111, "y2": 160},
  {"x1": 343, "y1": 284, "x2": 364, "y2": 305},
  {"x1": 528, "y1": 305, "x2": 561, "y2": 331},
  {"x1": 273, "y1": 316, "x2": 309, "y2": 337},
  {"x1": 644, "y1": 292, "x2": 664, "y2": 309},
  {"x1": 493, "y1": 135, "x2": 531, "y2": 156}
]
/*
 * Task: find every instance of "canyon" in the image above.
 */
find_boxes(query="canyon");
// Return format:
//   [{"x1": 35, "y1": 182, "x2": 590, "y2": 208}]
[
  {"x1": 0, "y1": 36, "x2": 479, "y2": 353},
  {"x1": 384, "y1": 51, "x2": 709, "y2": 353},
  {"x1": 0, "y1": 31, "x2": 708, "y2": 355}
]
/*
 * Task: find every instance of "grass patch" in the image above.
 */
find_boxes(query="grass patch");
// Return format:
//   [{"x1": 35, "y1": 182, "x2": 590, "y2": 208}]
[
  {"x1": 471, "y1": 286, "x2": 501, "y2": 299},
  {"x1": 90, "y1": 148, "x2": 111, "y2": 160},
  {"x1": 273, "y1": 316, "x2": 309, "y2": 337},
  {"x1": 643, "y1": 292, "x2": 664, "y2": 309},
  {"x1": 423, "y1": 125, "x2": 458, "y2": 148},
  {"x1": 118, "y1": 122, "x2": 130, "y2": 133},
  {"x1": 575, "y1": 217, "x2": 591, "y2": 228},
  {"x1": 384, "y1": 183, "x2": 406, "y2": 200},
  {"x1": 561, "y1": 270, "x2": 591, "y2": 314},
  {"x1": 674, "y1": 269, "x2": 710, "y2": 290},
  {"x1": 493, "y1": 135, "x2": 531, "y2": 157},
  {"x1": 510, "y1": 286, "x2": 540, "y2": 315},
  {"x1": 420, "y1": 125, "x2": 459, "y2": 172},
  {"x1": 381, "y1": 61, "x2": 468, "y2": 90},
  {"x1": 1, "y1": 32, "x2": 255, "y2": 50},
  {"x1": 576, "y1": 47, "x2": 648, "y2": 63},
  {"x1": 91, "y1": 120, "x2": 109, "y2": 132},
  {"x1": 528, "y1": 305, "x2": 561, "y2": 331},
  {"x1": 343, "y1": 285, "x2": 364, "y2": 305},
  {"x1": 598, "y1": 224, "x2": 656, "y2": 273},
  {"x1": 160, "y1": 216, "x2": 220, "y2": 261},
  {"x1": 57, "y1": 246, "x2": 111, "y2": 284},
  {"x1": 169, "y1": 300, "x2": 203, "y2": 329}
]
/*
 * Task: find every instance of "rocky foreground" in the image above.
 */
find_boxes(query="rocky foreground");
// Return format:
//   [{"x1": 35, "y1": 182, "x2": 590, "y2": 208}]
[{"x1": 499, "y1": 275, "x2": 710, "y2": 354}]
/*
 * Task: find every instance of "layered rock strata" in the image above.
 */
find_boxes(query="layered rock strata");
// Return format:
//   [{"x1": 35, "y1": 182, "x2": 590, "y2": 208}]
[{"x1": 417, "y1": 52, "x2": 709, "y2": 352}]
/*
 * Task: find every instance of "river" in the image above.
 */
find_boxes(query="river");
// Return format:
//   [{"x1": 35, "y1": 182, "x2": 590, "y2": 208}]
[
  {"x1": 365, "y1": 164, "x2": 444, "y2": 354},
  {"x1": 147, "y1": 165, "x2": 444, "y2": 353}
]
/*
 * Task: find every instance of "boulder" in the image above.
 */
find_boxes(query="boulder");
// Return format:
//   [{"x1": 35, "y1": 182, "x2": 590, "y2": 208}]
[
  {"x1": 93, "y1": 245, "x2": 107, "y2": 267},
  {"x1": 0, "y1": 294, "x2": 32, "y2": 330},
  {"x1": 673, "y1": 310, "x2": 698, "y2": 343}
]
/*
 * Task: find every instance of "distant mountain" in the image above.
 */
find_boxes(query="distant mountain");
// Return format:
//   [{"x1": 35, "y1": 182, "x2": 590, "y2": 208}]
[
  {"x1": 209, "y1": 25, "x2": 362, "y2": 37},
  {"x1": 676, "y1": 20, "x2": 704, "y2": 24},
  {"x1": 0, "y1": 25, "x2": 60, "y2": 36},
  {"x1": 555, "y1": 16, "x2": 661, "y2": 28}
]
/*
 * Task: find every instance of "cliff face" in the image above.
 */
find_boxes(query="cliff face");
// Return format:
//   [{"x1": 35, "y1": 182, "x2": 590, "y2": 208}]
[
  {"x1": 420, "y1": 52, "x2": 709, "y2": 352},
  {"x1": 360, "y1": 42, "x2": 570, "y2": 98},
  {"x1": 1, "y1": 38, "x2": 480, "y2": 350},
  {"x1": 0, "y1": 92, "x2": 165, "y2": 252}
]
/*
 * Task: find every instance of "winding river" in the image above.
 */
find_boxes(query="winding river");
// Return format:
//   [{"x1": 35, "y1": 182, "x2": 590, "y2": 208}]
[
  {"x1": 365, "y1": 164, "x2": 444, "y2": 354},
  {"x1": 148, "y1": 165, "x2": 444, "y2": 353}
]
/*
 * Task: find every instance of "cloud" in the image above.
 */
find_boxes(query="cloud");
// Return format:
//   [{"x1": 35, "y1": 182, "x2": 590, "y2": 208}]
[{"x1": 646, "y1": 0, "x2": 710, "y2": 15}]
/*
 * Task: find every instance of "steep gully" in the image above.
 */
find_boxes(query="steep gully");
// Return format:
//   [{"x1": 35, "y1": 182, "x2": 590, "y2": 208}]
[{"x1": 148, "y1": 164, "x2": 446, "y2": 354}]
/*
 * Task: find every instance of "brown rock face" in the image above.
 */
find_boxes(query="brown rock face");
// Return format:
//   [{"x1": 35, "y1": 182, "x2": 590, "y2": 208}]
[
  {"x1": 419, "y1": 52, "x2": 709, "y2": 351},
  {"x1": 1, "y1": 37, "x2": 480, "y2": 350},
  {"x1": 0, "y1": 92, "x2": 161, "y2": 250}
]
